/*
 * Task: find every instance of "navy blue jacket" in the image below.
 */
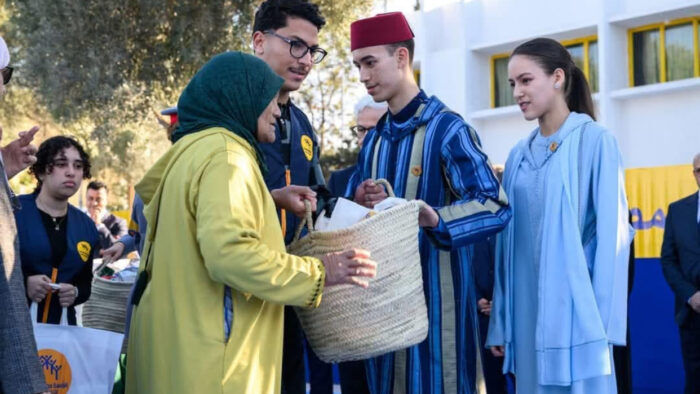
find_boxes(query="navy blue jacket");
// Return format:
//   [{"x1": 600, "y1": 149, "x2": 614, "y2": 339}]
[
  {"x1": 328, "y1": 166, "x2": 355, "y2": 198},
  {"x1": 260, "y1": 101, "x2": 324, "y2": 245},
  {"x1": 15, "y1": 194, "x2": 99, "y2": 325},
  {"x1": 661, "y1": 192, "x2": 700, "y2": 326}
]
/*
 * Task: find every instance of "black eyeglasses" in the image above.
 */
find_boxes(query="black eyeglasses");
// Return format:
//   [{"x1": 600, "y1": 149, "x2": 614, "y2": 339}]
[
  {"x1": 2, "y1": 66, "x2": 13, "y2": 85},
  {"x1": 349, "y1": 125, "x2": 371, "y2": 136},
  {"x1": 264, "y1": 31, "x2": 327, "y2": 64}
]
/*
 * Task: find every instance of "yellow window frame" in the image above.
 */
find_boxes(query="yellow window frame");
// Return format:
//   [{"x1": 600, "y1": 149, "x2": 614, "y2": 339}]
[
  {"x1": 627, "y1": 17, "x2": 700, "y2": 87},
  {"x1": 490, "y1": 53, "x2": 511, "y2": 108},
  {"x1": 560, "y1": 35, "x2": 598, "y2": 81},
  {"x1": 490, "y1": 35, "x2": 598, "y2": 108}
]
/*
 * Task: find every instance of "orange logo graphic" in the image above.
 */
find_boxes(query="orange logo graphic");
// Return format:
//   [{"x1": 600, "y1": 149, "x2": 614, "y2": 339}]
[{"x1": 38, "y1": 349, "x2": 72, "y2": 394}]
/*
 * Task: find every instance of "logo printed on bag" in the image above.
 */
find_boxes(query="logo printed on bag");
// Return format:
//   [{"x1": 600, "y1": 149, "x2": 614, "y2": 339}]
[
  {"x1": 77, "y1": 241, "x2": 91, "y2": 262},
  {"x1": 301, "y1": 135, "x2": 313, "y2": 161},
  {"x1": 38, "y1": 349, "x2": 72, "y2": 394}
]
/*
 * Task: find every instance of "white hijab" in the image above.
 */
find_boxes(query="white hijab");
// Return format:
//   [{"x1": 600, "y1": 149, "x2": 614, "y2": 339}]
[{"x1": 0, "y1": 36, "x2": 10, "y2": 69}]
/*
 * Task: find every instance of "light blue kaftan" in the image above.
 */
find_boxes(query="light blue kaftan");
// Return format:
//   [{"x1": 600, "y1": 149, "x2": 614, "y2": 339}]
[{"x1": 487, "y1": 112, "x2": 634, "y2": 394}]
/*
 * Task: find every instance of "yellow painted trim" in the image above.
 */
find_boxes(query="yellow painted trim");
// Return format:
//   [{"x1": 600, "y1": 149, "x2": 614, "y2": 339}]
[
  {"x1": 628, "y1": 28, "x2": 635, "y2": 86},
  {"x1": 583, "y1": 40, "x2": 590, "y2": 80},
  {"x1": 629, "y1": 22, "x2": 663, "y2": 34},
  {"x1": 695, "y1": 20, "x2": 700, "y2": 77},
  {"x1": 490, "y1": 53, "x2": 510, "y2": 108},
  {"x1": 666, "y1": 17, "x2": 698, "y2": 27},
  {"x1": 659, "y1": 25, "x2": 667, "y2": 83},
  {"x1": 560, "y1": 35, "x2": 598, "y2": 48}
]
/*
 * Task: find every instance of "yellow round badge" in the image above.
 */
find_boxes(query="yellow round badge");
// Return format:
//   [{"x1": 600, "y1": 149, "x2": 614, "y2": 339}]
[
  {"x1": 301, "y1": 135, "x2": 313, "y2": 161},
  {"x1": 77, "y1": 241, "x2": 91, "y2": 262},
  {"x1": 38, "y1": 349, "x2": 72, "y2": 394}
]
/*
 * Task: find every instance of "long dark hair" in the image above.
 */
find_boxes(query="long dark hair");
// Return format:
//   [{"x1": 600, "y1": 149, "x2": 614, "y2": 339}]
[{"x1": 511, "y1": 38, "x2": 595, "y2": 120}]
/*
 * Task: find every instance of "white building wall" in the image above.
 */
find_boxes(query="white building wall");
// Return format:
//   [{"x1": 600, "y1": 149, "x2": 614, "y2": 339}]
[{"x1": 399, "y1": 0, "x2": 700, "y2": 167}]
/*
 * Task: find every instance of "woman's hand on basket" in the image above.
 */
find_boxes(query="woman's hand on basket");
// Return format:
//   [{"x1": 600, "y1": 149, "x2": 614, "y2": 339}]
[
  {"x1": 271, "y1": 185, "x2": 317, "y2": 217},
  {"x1": 322, "y1": 249, "x2": 377, "y2": 288},
  {"x1": 354, "y1": 180, "x2": 388, "y2": 209}
]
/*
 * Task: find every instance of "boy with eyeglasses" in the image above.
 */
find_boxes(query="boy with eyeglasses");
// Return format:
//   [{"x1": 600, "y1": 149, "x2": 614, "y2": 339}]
[{"x1": 251, "y1": 1, "x2": 330, "y2": 393}]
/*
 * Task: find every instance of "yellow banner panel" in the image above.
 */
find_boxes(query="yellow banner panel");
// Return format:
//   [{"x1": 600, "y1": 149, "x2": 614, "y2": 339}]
[{"x1": 625, "y1": 165, "x2": 697, "y2": 258}]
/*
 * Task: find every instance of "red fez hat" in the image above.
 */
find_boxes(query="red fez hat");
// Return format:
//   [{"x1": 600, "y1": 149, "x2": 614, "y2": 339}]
[{"x1": 350, "y1": 12, "x2": 414, "y2": 51}]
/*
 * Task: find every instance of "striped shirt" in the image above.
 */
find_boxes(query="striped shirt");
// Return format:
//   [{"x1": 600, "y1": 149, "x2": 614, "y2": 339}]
[{"x1": 346, "y1": 91, "x2": 511, "y2": 394}]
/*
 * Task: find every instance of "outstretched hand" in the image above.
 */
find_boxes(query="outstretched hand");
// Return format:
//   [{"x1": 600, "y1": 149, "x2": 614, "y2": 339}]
[{"x1": 0, "y1": 125, "x2": 40, "y2": 179}]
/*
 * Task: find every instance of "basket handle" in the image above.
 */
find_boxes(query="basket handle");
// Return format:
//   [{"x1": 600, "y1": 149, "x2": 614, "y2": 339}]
[
  {"x1": 292, "y1": 199, "x2": 315, "y2": 242},
  {"x1": 290, "y1": 178, "x2": 395, "y2": 243},
  {"x1": 373, "y1": 178, "x2": 395, "y2": 197}
]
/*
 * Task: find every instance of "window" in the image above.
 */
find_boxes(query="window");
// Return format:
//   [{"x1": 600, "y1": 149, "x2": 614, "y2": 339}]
[
  {"x1": 629, "y1": 17, "x2": 700, "y2": 87},
  {"x1": 561, "y1": 36, "x2": 599, "y2": 93},
  {"x1": 492, "y1": 55, "x2": 515, "y2": 108},
  {"x1": 491, "y1": 36, "x2": 599, "y2": 108}
]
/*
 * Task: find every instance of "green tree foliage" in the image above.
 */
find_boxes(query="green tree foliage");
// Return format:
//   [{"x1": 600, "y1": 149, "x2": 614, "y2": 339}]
[
  {"x1": 1, "y1": 0, "x2": 371, "y2": 207},
  {"x1": 295, "y1": 0, "x2": 372, "y2": 176}
]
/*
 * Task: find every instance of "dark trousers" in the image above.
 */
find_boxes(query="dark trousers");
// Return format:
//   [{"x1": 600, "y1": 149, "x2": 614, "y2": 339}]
[
  {"x1": 478, "y1": 313, "x2": 508, "y2": 394},
  {"x1": 282, "y1": 306, "x2": 306, "y2": 394},
  {"x1": 306, "y1": 336, "x2": 371, "y2": 393},
  {"x1": 307, "y1": 341, "x2": 333, "y2": 394},
  {"x1": 613, "y1": 323, "x2": 632, "y2": 394},
  {"x1": 339, "y1": 360, "x2": 370, "y2": 394},
  {"x1": 680, "y1": 311, "x2": 700, "y2": 394}
]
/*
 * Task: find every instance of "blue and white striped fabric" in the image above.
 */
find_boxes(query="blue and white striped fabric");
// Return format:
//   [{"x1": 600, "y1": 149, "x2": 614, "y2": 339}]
[{"x1": 345, "y1": 91, "x2": 511, "y2": 394}]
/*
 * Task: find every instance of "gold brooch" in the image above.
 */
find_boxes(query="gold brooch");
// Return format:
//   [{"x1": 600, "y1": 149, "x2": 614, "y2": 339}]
[
  {"x1": 549, "y1": 142, "x2": 558, "y2": 152},
  {"x1": 411, "y1": 166, "x2": 422, "y2": 176}
]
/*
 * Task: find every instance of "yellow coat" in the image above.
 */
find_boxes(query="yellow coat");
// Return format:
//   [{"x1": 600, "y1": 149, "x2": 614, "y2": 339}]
[{"x1": 126, "y1": 128, "x2": 324, "y2": 394}]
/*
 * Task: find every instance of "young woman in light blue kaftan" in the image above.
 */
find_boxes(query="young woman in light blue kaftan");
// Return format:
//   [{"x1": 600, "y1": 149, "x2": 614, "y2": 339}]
[{"x1": 486, "y1": 38, "x2": 634, "y2": 394}]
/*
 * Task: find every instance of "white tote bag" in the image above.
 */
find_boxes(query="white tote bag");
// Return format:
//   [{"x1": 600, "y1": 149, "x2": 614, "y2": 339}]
[{"x1": 31, "y1": 303, "x2": 124, "y2": 394}]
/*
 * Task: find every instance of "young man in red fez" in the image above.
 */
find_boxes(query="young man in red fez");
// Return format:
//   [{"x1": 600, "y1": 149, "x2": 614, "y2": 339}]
[{"x1": 347, "y1": 12, "x2": 512, "y2": 394}]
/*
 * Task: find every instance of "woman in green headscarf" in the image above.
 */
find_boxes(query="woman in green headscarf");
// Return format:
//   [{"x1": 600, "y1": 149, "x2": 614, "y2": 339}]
[{"x1": 125, "y1": 51, "x2": 376, "y2": 394}]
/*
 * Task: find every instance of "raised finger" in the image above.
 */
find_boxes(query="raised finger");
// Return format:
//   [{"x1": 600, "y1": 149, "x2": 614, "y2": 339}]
[{"x1": 19, "y1": 126, "x2": 40, "y2": 144}]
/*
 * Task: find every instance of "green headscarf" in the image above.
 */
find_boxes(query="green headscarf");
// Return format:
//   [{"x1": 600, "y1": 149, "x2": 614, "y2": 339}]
[{"x1": 171, "y1": 51, "x2": 284, "y2": 175}]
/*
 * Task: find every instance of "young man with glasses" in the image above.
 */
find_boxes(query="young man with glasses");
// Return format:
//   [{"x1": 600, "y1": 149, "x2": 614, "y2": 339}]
[{"x1": 251, "y1": 1, "x2": 329, "y2": 393}]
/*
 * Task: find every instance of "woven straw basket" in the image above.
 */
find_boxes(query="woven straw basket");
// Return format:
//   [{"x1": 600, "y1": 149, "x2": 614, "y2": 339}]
[
  {"x1": 82, "y1": 276, "x2": 132, "y2": 335},
  {"x1": 287, "y1": 179, "x2": 429, "y2": 363}
]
